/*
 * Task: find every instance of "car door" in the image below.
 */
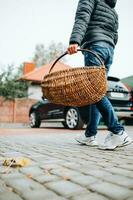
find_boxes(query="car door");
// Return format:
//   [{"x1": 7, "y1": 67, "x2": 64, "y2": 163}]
[{"x1": 38, "y1": 99, "x2": 65, "y2": 120}]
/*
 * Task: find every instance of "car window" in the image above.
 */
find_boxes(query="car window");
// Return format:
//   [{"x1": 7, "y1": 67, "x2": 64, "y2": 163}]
[{"x1": 108, "y1": 80, "x2": 128, "y2": 92}]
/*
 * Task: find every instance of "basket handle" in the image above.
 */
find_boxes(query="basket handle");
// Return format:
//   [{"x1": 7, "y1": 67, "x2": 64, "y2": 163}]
[{"x1": 49, "y1": 48, "x2": 104, "y2": 73}]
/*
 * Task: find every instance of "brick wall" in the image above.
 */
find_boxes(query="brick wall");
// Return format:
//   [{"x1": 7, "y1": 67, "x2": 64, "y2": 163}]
[{"x1": 0, "y1": 97, "x2": 37, "y2": 123}]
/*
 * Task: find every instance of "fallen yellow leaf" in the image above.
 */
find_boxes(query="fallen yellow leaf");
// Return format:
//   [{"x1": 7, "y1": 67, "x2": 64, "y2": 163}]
[{"x1": 2, "y1": 157, "x2": 31, "y2": 168}]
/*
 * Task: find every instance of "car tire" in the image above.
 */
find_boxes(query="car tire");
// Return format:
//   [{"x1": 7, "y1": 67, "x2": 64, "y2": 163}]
[
  {"x1": 119, "y1": 118, "x2": 126, "y2": 125},
  {"x1": 63, "y1": 107, "x2": 84, "y2": 129},
  {"x1": 29, "y1": 111, "x2": 41, "y2": 128}
]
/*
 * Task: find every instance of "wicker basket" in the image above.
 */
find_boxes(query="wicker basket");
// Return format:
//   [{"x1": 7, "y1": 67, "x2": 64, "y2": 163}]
[{"x1": 41, "y1": 49, "x2": 107, "y2": 107}]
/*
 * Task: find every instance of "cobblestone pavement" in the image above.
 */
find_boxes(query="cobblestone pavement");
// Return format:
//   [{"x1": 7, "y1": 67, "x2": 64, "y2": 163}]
[{"x1": 0, "y1": 127, "x2": 133, "y2": 200}]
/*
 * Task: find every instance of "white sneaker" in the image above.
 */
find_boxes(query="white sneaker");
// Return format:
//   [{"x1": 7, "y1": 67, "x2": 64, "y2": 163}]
[
  {"x1": 99, "y1": 131, "x2": 133, "y2": 150},
  {"x1": 75, "y1": 134, "x2": 98, "y2": 146}
]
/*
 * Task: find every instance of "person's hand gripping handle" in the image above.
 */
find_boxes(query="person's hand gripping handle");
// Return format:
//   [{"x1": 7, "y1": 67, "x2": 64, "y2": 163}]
[{"x1": 67, "y1": 44, "x2": 79, "y2": 55}]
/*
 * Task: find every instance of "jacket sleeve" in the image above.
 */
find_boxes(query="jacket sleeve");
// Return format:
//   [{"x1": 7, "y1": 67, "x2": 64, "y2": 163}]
[
  {"x1": 114, "y1": 32, "x2": 118, "y2": 45},
  {"x1": 114, "y1": 14, "x2": 119, "y2": 45},
  {"x1": 69, "y1": 0, "x2": 95, "y2": 45}
]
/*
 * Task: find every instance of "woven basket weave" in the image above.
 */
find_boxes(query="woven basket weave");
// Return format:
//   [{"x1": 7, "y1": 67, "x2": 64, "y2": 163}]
[{"x1": 41, "y1": 49, "x2": 107, "y2": 107}]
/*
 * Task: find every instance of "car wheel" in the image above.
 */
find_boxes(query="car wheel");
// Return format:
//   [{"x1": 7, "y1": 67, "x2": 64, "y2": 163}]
[
  {"x1": 119, "y1": 118, "x2": 126, "y2": 125},
  {"x1": 63, "y1": 107, "x2": 84, "y2": 129},
  {"x1": 29, "y1": 111, "x2": 41, "y2": 128}
]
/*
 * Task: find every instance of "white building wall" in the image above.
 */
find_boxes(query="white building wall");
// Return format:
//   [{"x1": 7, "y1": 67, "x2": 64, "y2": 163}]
[{"x1": 28, "y1": 85, "x2": 42, "y2": 100}]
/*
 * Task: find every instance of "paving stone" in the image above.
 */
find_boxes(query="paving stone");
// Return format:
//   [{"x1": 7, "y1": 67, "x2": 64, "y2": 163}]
[
  {"x1": 33, "y1": 174, "x2": 61, "y2": 184},
  {"x1": 29, "y1": 155, "x2": 50, "y2": 162},
  {"x1": 72, "y1": 192, "x2": 110, "y2": 200},
  {"x1": 71, "y1": 191, "x2": 91, "y2": 200},
  {"x1": 94, "y1": 161, "x2": 115, "y2": 168},
  {"x1": 104, "y1": 167, "x2": 133, "y2": 178},
  {"x1": 102, "y1": 174, "x2": 133, "y2": 189},
  {"x1": 20, "y1": 166, "x2": 44, "y2": 176},
  {"x1": 0, "y1": 192, "x2": 23, "y2": 200},
  {"x1": 117, "y1": 164, "x2": 133, "y2": 171},
  {"x1": 0, "y1": 166, "x2": 14, "y2": 174},
  {"x1": 0, "y1": 180, "x2": 8, "y2": 193},
  {"x1": 40, "y1": 163, "x2": 61, "y2": 170},
  {"x1": 21, "y1": 189, "x2": 67, "y2": 200},
  {"x1": 46, "y1": 180, "x2": 87, "y2": 198},
  {"x1": 51, "y1": 167, "x2": 81, "y2": 178},
  {"x1": 61, "y1": 162, "x2": 81, "y2": 168},
  {"x1": 36, "y1": 158, "x2": 64, "y2": 164},
  {"x1": 1, "y1": 172, "x2": 25, "y2": 180},
  {"x1": 70, "y1": 175, "x2": 99, "y2": 187},
  {"x1": 65, "y1": 163, "x2": 103, "y2": 173},
  {"x1": 5, "y1": 177, "x2": 45, "y2": 194},
  {"x1": 88, "y1": 181, "x2": 132, "y2": 200},
  {"x1": 83, "y1": 169, "x2": 112, "y2": 178}
]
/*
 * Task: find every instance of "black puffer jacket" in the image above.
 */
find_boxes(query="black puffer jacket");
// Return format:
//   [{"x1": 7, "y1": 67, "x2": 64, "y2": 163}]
[{"x1": 69, "y1": 0, "x2": 118, "y2": 48}]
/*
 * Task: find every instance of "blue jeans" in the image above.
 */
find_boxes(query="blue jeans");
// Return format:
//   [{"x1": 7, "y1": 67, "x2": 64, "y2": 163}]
[{"x1": 84, "y1": 41, "x2": 124, "y2": 137}]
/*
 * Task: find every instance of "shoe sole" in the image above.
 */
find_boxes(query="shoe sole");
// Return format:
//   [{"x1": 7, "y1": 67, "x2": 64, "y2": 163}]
[
  {"x1": 75, "y1": 139, "x2": 98, "y2": 146},
  {"x1": 99, "y1": 140, "x2": 133, "y2": 150},
  {"x1": 75, "y1": 139, "x2": 87, "y2": 145},
  {"x1": 118, "y1": 139, "x2": 133, "y2": 148}
]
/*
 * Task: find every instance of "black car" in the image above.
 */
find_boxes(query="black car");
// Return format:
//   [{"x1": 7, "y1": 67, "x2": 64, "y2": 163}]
[{"x1": 29, "y1": 76, "x2": 133, "y2": 129}]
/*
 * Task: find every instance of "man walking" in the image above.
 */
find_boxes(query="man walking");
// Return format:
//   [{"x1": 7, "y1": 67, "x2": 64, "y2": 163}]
[{"x1": 67, "y1": 0, "x2": 132, "y2": 150}]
